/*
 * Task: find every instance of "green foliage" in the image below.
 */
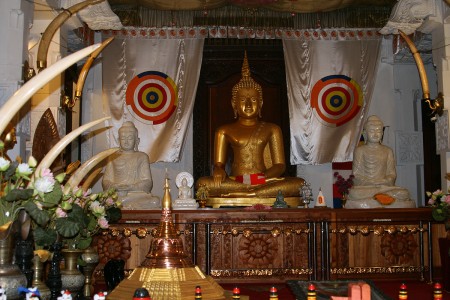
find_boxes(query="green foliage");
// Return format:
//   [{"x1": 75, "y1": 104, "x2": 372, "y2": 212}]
[
  {"x1": 24, "y1": 201, "x2": 50, "y2": 226},
  {"x1": 33, "y1": 226, "x2": 57, "y2": 248},
  {"x1": 2, "y1": 189, "x2": 34, "y2": 202},
  {"x1": 428, "y1": 189, "x2": 450, "y2": 230},
  {"x1": 106, "y1": 206, "x2": 122, "y2": 223},
  {"x1": 41, "y1": 184, "x2": 63, "y2": 208}
]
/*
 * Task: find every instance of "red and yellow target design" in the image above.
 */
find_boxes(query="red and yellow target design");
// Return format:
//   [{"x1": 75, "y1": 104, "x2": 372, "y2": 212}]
[
  {"x1": 126, "y1": 71, "x2": 178, "y2": 125},
  {"x1": 311, "y1": 75, "x2": 363, "y2": 127}
]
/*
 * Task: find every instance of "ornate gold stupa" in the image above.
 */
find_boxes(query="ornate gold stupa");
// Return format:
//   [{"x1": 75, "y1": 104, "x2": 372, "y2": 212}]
[{"x1": 107, "y1": 178, "x2": 226, "y2": 300}]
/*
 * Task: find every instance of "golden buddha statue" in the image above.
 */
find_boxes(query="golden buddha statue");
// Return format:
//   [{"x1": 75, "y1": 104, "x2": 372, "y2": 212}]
[{"x1": 195, "y1": 52, "x2": 304, "y2": 207}]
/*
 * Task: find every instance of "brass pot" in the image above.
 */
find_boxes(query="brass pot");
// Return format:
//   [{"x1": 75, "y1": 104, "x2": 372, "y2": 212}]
[
  {"x1": 61, "y1": 249, "x2": 85, "y2": 297},
  {"x1": 81, "y1": 247, "x2": 99, "y2": 298},
  {"x1": 0, "y1": 224, "x2": 27, "y2": 299},
  {"x1": 31, "y1": 255, "x2": 51, "y2": 300}
]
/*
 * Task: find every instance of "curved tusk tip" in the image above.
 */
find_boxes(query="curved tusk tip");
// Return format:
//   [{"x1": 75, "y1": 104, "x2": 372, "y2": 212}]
[{"x1": 90, "y1": 37, "x2": 115, "y2": 58}]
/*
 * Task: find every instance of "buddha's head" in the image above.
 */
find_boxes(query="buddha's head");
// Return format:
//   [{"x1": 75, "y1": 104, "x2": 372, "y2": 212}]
[
  {"x1": 118, "y1": 121, "x2": 139, "y2": 151},
  {"x1": 364, "y1": 115, "x2": 384, "y2": 144},
  {"x1": 231, "y1": 52, "x2": 263, "y2": 119}
]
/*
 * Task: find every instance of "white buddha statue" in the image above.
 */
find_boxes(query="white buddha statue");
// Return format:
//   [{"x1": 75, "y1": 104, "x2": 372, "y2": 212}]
[
  {"x1": 178, "y1": 178, "x2": 192, "y2": 200},
  {"x1": 173, "y1": 172, "x2": 198, "y2": 210},
  {"x1": 102, "y1": 121, "x2": 160, "y2": 209},
  {"x1": 346, "y1": 115, "x2": 415, "y2": 209}
]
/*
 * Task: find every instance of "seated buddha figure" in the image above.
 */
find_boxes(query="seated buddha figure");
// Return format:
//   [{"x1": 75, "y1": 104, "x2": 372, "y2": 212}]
[
  {"x1": 196, "y1": 53, "x2": 304, "y2": 207},
  {"x1": 102, "y1": 121, "x2": 160, "y2": 209},
  {"x1": 346, "y1": 115, "x2": 415, "y2": 208}
]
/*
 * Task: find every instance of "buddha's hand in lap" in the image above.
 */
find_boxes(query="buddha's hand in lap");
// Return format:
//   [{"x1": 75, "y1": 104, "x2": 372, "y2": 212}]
[
  {"x1": 115, "y1": 183, "x2": 133, "y2": 191},
  {"x1": 213, "y1": 168, "x2": 227, "y2": 187},
  {"x1": 355, "y1": 177, "x2": 395, "y2": 187}
]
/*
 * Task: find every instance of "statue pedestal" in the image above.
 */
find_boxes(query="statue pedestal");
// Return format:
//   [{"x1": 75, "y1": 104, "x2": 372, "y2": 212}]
[
  {"x1": 345, "y1": 198, "x2": 416, "y2": 209},
  {"x1": 172, "y1": 199, "x2": 199, "y2": 210},
  {"x1": 206, "y1": 197, "x2": 301, "y2": 208}
]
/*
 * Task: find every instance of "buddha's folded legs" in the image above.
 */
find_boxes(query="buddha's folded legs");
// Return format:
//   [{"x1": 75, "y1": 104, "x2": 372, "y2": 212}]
[
  {"x1": 196, "y1": 176, "x2": 304, "y2": 198},
  {"x1": 349, "y1": 185, "x2": 411, "y2": 202}
]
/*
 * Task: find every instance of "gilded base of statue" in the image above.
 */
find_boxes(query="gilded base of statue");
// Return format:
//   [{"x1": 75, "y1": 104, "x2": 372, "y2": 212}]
[{"x1": 206, "y1": 197, "x2": 301, "y2": 208}]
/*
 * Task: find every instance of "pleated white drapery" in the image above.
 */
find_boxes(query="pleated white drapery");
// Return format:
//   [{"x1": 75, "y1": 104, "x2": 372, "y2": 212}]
[
  {"x1": 102, "y1": 34, "x2": 204, "y2": 162},
  {"x1": 283, "y1": 35, "x2": 382, "y2": 165}
]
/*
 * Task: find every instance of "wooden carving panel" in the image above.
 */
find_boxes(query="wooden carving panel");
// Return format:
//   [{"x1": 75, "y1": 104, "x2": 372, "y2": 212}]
[
  {"x1": 209, "y1": 223, "x2": 311, "y2": 280},
  {"x1": 94, "y1": 223, "x2": 193, "y2": 272},
  {"x1": 32, "y1": 108, "x2": 60, "y2": 163},
  {"x1": 330, "y1": 222, "x2": 430, "y2": 280}
]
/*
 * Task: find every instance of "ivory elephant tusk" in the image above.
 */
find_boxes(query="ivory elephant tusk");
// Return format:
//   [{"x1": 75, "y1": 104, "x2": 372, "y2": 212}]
[
  {"x1": 81, "y1": 167, "x2": 103, "y2": 192},
  {"x1": 74, "y1": 37, "x2": 114, "y2": 102},
  {"x1": 398, "y1": 30, "x2": 430, "y2": 100},
  {"x1": 36, "y1": 0, "x2": 105, "y2": 71},
  {"x1": 0, "y1": 43, "x2": 102, "y2": 137},
  {"x1": 35, "y1": 117, "x2": 110, "y2": 177},
  {"x1": 64, "y1": 147, "x2": 119, "y2": 193}
]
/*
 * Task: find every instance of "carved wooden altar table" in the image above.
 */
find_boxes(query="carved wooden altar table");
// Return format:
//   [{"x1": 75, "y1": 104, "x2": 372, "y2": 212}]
[{"x1": 94, "y1": 208, "x2": 440, "y2": 284}]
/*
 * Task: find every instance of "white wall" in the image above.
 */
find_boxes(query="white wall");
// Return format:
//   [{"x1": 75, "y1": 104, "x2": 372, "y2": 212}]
[{"x1": 0, "y1": 0, "x2": 34, "y2": 160}]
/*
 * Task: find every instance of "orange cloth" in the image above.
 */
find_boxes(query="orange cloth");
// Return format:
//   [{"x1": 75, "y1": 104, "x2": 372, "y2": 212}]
[{"x1": 232, "y1": 173, "x2": 266, "y2": 185}]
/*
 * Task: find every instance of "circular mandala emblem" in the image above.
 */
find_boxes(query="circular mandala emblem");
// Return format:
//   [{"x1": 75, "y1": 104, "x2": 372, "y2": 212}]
[
  {"x1": 126, "y1": 71, "x2": 178, "y2": 125},
  {"x1": 238, "y1": 234, "x2": 278, "y2": 268},
  {"x1": 311, "y1": 75, "x2": 362, "y2": 127}
]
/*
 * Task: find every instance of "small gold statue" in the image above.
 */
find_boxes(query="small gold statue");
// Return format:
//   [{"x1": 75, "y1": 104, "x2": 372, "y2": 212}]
[
  {"x1": 195, "y1": 52, "x2": 304, "y2": 207},
  {"x1": 0, "y1": 122, "x2": 17, "y2": 161}
]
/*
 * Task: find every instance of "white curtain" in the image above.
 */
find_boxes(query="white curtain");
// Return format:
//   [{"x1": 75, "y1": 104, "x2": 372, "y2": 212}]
[
  {"x1": 102, "y1": 33, "x2": 204, "y2": 162},
  {"x1": 283, "y1": 35, "x2": 381, "y2": 165}
]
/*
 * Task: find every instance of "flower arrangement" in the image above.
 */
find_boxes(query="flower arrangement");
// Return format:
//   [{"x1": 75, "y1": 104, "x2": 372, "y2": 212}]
[
  {"x1": 0, "y1": 143, "x2": 121, "y2": 250},
  {"x1": 427, "y1": 189, "x2": 450, "y2": 229},
  {"x1": 32, "y1": 187, "x2": 121, "y2": 250},
  {"x1": 0, "y1": 155, "x2": 65, "y2": 228},
  {"x1": 333, "y1": 172, "x2": 355, "y2": 196}
]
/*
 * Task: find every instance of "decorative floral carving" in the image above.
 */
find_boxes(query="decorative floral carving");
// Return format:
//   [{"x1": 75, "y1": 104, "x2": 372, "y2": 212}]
[
  {"x1": 380, "y1": 233, "x2": 418, "y2": 265},
  {"x1": 238, "y1": 234, "x2": 278, "y2": 268},
  {"x1": 94, "y1": 234, "x2": 131, "y2": 265}
]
